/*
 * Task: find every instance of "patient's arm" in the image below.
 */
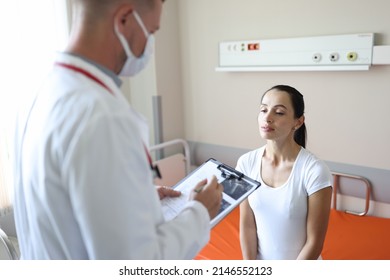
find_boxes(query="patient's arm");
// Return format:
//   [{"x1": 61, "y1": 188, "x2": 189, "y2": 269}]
[
  {"x1": 240, "y1": 199, "x2": 258, "y2": 259},
  {"x1": 297, "y1": 186, "x2": 332, "y2": 260}
]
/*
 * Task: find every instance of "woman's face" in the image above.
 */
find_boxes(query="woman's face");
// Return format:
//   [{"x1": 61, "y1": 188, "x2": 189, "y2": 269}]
[{"x1": 258, "y1": 89, "x2": 300, "y2": 143}]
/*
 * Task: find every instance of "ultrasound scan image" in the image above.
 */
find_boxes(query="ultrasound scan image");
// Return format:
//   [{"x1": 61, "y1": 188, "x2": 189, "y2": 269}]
[
  {"x1": 221, "y1": 177, "x2": 253, "y2": 200},
  {"x1": 217, "y1": 199, "x2": 231, "y2": 215}
]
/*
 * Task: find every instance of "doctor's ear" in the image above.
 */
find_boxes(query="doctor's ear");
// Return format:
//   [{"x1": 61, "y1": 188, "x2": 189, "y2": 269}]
[{"x1": 114, "y1": 4, "x2": 134, "y2": 26}]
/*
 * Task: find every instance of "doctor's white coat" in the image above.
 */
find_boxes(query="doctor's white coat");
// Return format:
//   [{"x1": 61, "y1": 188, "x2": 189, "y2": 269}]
[{"x1": 13, "y1": 53, "x2": 210, "y2": 259}]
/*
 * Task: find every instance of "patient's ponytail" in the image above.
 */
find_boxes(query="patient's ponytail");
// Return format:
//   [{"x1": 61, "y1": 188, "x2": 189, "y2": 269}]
[
  {"x1": 263, "y1": 85, "x2": 307, "y2": 148},
  {"x1": 294, "y1": 122, "x2": 307, "y2": 149}
]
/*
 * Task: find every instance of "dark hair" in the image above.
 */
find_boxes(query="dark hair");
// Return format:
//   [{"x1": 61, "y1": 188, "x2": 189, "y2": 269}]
[{"x1": 262, "y1": 85, "x2": 307, "y2": 148}]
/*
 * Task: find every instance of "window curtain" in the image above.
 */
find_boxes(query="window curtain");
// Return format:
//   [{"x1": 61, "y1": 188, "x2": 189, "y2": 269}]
[{"x1": 0, "y1": 0, "x2": 70, "y2": 215}]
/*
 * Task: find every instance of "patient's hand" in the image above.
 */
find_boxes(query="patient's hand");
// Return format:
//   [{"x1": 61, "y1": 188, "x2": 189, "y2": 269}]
[{"x1": 156, "y1": 186, "x2": 181, "y2": 200}]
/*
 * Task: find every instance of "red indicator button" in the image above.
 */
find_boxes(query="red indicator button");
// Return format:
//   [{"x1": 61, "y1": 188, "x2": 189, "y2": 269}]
[{"x1": 248, "y1": 43, "x2": 260, "y2": 51}]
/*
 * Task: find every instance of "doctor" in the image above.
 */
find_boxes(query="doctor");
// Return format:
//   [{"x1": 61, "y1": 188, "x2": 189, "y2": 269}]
[{"x1": 13, "y1": 0, "x2": 223, "y2": 259}]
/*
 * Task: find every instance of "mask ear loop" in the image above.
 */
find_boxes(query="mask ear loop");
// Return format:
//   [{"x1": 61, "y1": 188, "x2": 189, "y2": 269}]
[
  {"x1": 114, "y1": 23, "x2": 132, "y2": 58},
  {"x1": 132, "y1": 11, "x2": 149, "y2": 38}
]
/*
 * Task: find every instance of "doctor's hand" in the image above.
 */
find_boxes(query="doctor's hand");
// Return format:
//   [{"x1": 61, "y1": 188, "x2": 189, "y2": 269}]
[
  {"x1": 156, "y1": 186, "x2": 181, "y2": 200},
  {"x1": 190, "y1": 175, "x2": 223, "y2": 220}
]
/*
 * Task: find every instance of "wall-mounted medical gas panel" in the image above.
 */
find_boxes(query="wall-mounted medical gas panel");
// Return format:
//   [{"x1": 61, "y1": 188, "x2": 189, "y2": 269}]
[{"x1": 216, "y1": 33, "x2": 374, "y2": 71}]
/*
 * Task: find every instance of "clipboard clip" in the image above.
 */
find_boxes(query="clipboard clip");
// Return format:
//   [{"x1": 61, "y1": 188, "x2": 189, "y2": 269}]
[{"x1": 217, "y1": 164, "x2": 244, "y2": 180}]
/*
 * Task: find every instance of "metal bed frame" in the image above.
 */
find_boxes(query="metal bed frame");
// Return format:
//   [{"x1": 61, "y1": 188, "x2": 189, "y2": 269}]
[
  {"x1": 332, "y1": 172, "x2": 372, "y2": 216},
  {"x1": 149, "y1": 138, "x2": 191, "y2": 176},
  {"x1": 0, "y1": 227, "x2": 19, "y2": 260}
]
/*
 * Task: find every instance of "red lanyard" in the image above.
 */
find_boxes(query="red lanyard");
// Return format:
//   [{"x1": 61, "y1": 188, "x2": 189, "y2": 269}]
[
  {"x1": 144, "y1": 146, "x2": 161, "y2": 180},
  {"x1": 55, "y1": 61, "x2": 161, "y2": 179},
  {"x1": 55, "y1": 62, "x2": 114, "y2": 95}
]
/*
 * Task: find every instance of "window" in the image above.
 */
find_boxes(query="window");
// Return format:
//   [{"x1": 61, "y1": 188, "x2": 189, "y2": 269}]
[{"x1": 0, "y1": 0, "x2": 70, "y2": 213}]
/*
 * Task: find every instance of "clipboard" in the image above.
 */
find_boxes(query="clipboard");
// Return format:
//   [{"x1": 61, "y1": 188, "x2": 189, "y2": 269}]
[{"x1": 161, "y1": 158, "x2": 261, "y2": 228}]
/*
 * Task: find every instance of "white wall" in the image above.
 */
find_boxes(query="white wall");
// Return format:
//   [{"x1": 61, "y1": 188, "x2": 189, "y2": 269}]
[
  {"x1": 121, "y1": 58, "x2": 158, "y2": 146},
  {"x1": 155, "y1": 0, "x2": 185, "y2": 142},
  {"x1": 156, "y1": 0, "x2": 390, "y2": 170}
]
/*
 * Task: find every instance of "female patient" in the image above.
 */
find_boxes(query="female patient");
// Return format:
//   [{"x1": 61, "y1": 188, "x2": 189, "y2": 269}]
[{"x1": 236, "y1": 85, "x2": 332, "y2": 260}]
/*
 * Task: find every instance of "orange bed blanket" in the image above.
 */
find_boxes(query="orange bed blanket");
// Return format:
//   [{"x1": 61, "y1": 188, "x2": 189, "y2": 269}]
[
  {"x1": 195, "y1": 207, "x2": 242, "y2": 260},
  {"x1": 195, "y1": 208, "x2": 390, "y2": 260},
  {"x1": 321, "y1": 209, "x2": 390, "y2": 260}
]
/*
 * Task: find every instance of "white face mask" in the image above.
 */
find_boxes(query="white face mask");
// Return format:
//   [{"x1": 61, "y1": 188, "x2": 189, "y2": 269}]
[{"x1": 115, "y1": 11, "x2": 155, "y2": 77}]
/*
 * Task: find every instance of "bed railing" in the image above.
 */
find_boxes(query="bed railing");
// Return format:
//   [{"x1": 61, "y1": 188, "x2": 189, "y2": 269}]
[
  {"x1": 150, "y1": 139, "x2": 191, "y2": 187},
  {"x1": 149, "y1": 139, "x2": 191, "y2": 175},
  {"x1": 0, "y1": 227, "x2": 19, "y2": 260},
  {"x1": 331, "y1": 172, "x2": 372, "y2": 216}
]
